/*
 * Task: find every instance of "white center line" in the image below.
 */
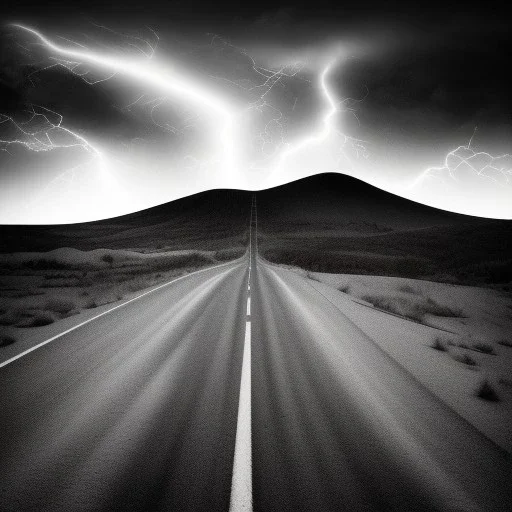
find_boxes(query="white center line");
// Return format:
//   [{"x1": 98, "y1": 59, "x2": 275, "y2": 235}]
[
  {"x1": 229, "y1": 293, "x2": 253, "y2": 511},
  {"x1": 230, "y1": 197, "x2": 254, "y2": 511}
]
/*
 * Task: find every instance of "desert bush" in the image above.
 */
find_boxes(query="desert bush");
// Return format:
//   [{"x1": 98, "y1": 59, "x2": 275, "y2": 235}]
[
  {"x1": 44, "y1": 298, "x2": 76, "y2": 314},
  {"x1": 109, "y1": 253, "x2": 214, "y2": 276},
  {"x1": 62, "y1": 309, "x2": 80, "y2": 318},
  {"x1": 338, "y1": 284, "x2": 351, "y2": 294},
  {"x1": 424, "y1": 298, "x2": 463, "y2": 317},
  {"x1": 431, "y1": 337, "x2": 448, "y2": 351},
  {"x1": 0, "y1": 310, "x2": 24, "y2": 326},
  {"x1": 398, "y1": 284, "x2": 418, "y2": 294},
  {"x1": 361, "y1": 295, "x2": 425, "y2": 322},
  {"x1": 362, "y1": 293, "x2": 463, "y2": 322},
  {"x1": 452, "y1": 353, "x2": 477, "y2": 366},
  {"x1": 497, "y1": 339, "x2": 512, "y2": 348},
  {"x1": 0, "y1": 335, "x2": 16, "y2": 347},
  {"x1": 125, "y1": 278, "x2": 151, "y2": 293},
  {"x1": 101, "y1": 254, "x2": 114, "y2": 266},
  {"x1": 476, "y1": 380, "x2": 500, "y2": 401},
  {"x1": 472, "y1": 343, "x2": 496, "y2": 355},
  {"x1": 19, "y1": 311, "x2": 56, "y2": 327}
]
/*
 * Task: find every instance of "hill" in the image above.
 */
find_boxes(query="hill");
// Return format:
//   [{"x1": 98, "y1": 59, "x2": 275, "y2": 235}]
[
  {"x1": 1, "y1": 172, "x2": 510, "y2": 287},
  {"x1": 256, "y1": 174, "x2": 512, "y2": 288}
]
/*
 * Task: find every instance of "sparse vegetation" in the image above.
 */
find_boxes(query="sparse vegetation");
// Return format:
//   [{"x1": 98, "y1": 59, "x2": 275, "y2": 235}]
[
  {"x1": 423, "y1": 298, "x2": 463, "y2": 318},
  {"x1": 498, "y1": 339, "x2": 512, "y2": 348},
  {"x1": 431, "y1": 337, "x2": 448, "y2": 351},
  {"x1": 0, "y1": 310, "x2": 24, "y2": 326},
  {"x1": 398, "y1": 284, "x2": 418, "y2": 294},
  {"x1": 0, "y1": 335, "x2": 16, "y2": 347},
  {"x1": 44, "y1": 298, "x2": 76, "y2": 314},
  {"x1": 360, "y1": 294, "x2": 463, "y2": 323},
  {"x1": 306, "y1": 272, "x2": 321, "y2": 282},
  {"x1": 452, "y1": 353, "x2": 477, "y2": 366},
  {"x1": 18, "y1": 311, "x2": 56, "y2": 328},
  {"x1": 472, "y1": 343, "x2": 496, "y2": 355},
  {"x1": 0, "y1": 192, "x2": 247, "y2": 342},
  {"x1": 476, "y1": 380, "x2": 500, "y2": 402},
  {"x1": 259, "y1": 207, "x2": 512, "y2": 289},
  {"x1": 362, "y1": 295, "x2": 423, "y2": 322},
  {"x1": 101, "y1": 254, "x2": 114, "y2": 267},
  {"x1": 264, "y1": 248, "x2": 430, "y2": 279},
  {"x1": 0, "y1": 247, "x2": 243, "y2": 333}
]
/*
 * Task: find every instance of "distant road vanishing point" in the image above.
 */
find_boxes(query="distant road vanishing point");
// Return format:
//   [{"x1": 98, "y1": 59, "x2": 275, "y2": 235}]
[{"x1": 0, "y1": 197, "x2": 511, "y2": 512}]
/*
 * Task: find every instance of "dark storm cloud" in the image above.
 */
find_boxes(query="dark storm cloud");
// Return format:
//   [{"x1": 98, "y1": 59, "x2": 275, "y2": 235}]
[
  {"x1": 0, "y1": 0, "x2": 510, "y2": 221},
  {"x1": 0, "y1": 1, "x2": 509, "y2": 148}
]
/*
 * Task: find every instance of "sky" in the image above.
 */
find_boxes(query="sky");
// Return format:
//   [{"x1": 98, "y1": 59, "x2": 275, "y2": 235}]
[{"x1": 0, "y1": 0, "x2": 511, "y2": 223}]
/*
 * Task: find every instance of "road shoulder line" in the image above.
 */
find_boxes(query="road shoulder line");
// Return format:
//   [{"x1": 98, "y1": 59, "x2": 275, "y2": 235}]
[{"x1": 0, "y1": 259, "x2": 240, "y2": 369}]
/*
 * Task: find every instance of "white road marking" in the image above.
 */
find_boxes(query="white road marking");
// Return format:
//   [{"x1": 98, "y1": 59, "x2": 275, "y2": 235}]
[
  {"x1": 0, "y1": 259, "x2": 239, "y2": 370},
  {"x1": 229, "y1": 318, "x2": 252, "y2": 512},
  {"x1": 230, "y1": 196, "x2": 254, "y2": 511}
]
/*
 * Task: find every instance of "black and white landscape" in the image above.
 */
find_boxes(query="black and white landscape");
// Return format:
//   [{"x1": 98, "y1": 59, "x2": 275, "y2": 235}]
[
  {"x1": 1, "y1": 1, "x2": 512, "y2": 511},
  {"x1": 1, "y1": 174, "x2": 511, "y2": 511}
]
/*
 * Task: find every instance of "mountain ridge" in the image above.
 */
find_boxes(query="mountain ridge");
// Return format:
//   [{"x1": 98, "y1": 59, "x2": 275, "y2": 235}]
[{"x1": 0, "y1": 173, "x2": 506, "y2": 254}]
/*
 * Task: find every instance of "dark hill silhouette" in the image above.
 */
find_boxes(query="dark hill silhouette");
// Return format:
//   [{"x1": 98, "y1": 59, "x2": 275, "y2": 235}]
[{"x1": 1, "y1": 173, "x2": 509, "y2": 288}]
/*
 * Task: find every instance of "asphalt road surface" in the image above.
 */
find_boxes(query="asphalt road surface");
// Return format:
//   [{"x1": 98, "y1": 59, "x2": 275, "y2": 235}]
[{"x1": 1, "y1": 200, "x2": 512, "y2": 511}]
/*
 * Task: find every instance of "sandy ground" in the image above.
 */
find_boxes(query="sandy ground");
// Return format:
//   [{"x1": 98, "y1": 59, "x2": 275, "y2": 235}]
[
  {"x1": 0, "y1": 247, "x2": 241, "y2": 349},
  {"x1": 285, "y1": 266, "x2": 512, "y2": 452},
  {"x1": 2, "y1": 248, "x2": 511, "y2": 452}
]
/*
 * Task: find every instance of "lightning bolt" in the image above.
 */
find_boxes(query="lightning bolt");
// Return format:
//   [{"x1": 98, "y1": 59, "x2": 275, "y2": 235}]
[
  {"x1": 269, "y1": 56, "x2": 368, "y2": 179},
  {"x1": 11, "y1": 24, "x2": 238, "y2": 180},
  {"x1": 3, "y1": 23, "x2": 370, "y2": 217},
  {"x1": 202, "y1": 34, "x2": 310, "y2": 166},
  {"x1": 412, "y1": 127, "x2": 512, "y2": 187},
  {"x1": 0, "y1": 104, "x2": 121, "y2": 218},
  {"x1": 202, "y1": 38, "x2": 368, "y2": 177},
  {"x1": 0, "y1": 105, "x2": 100, "y2": 156}
]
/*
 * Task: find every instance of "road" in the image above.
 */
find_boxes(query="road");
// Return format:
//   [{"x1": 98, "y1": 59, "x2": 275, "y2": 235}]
[{"x1": 1, "y1": 198, "x2": 512, "y2": 511}]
